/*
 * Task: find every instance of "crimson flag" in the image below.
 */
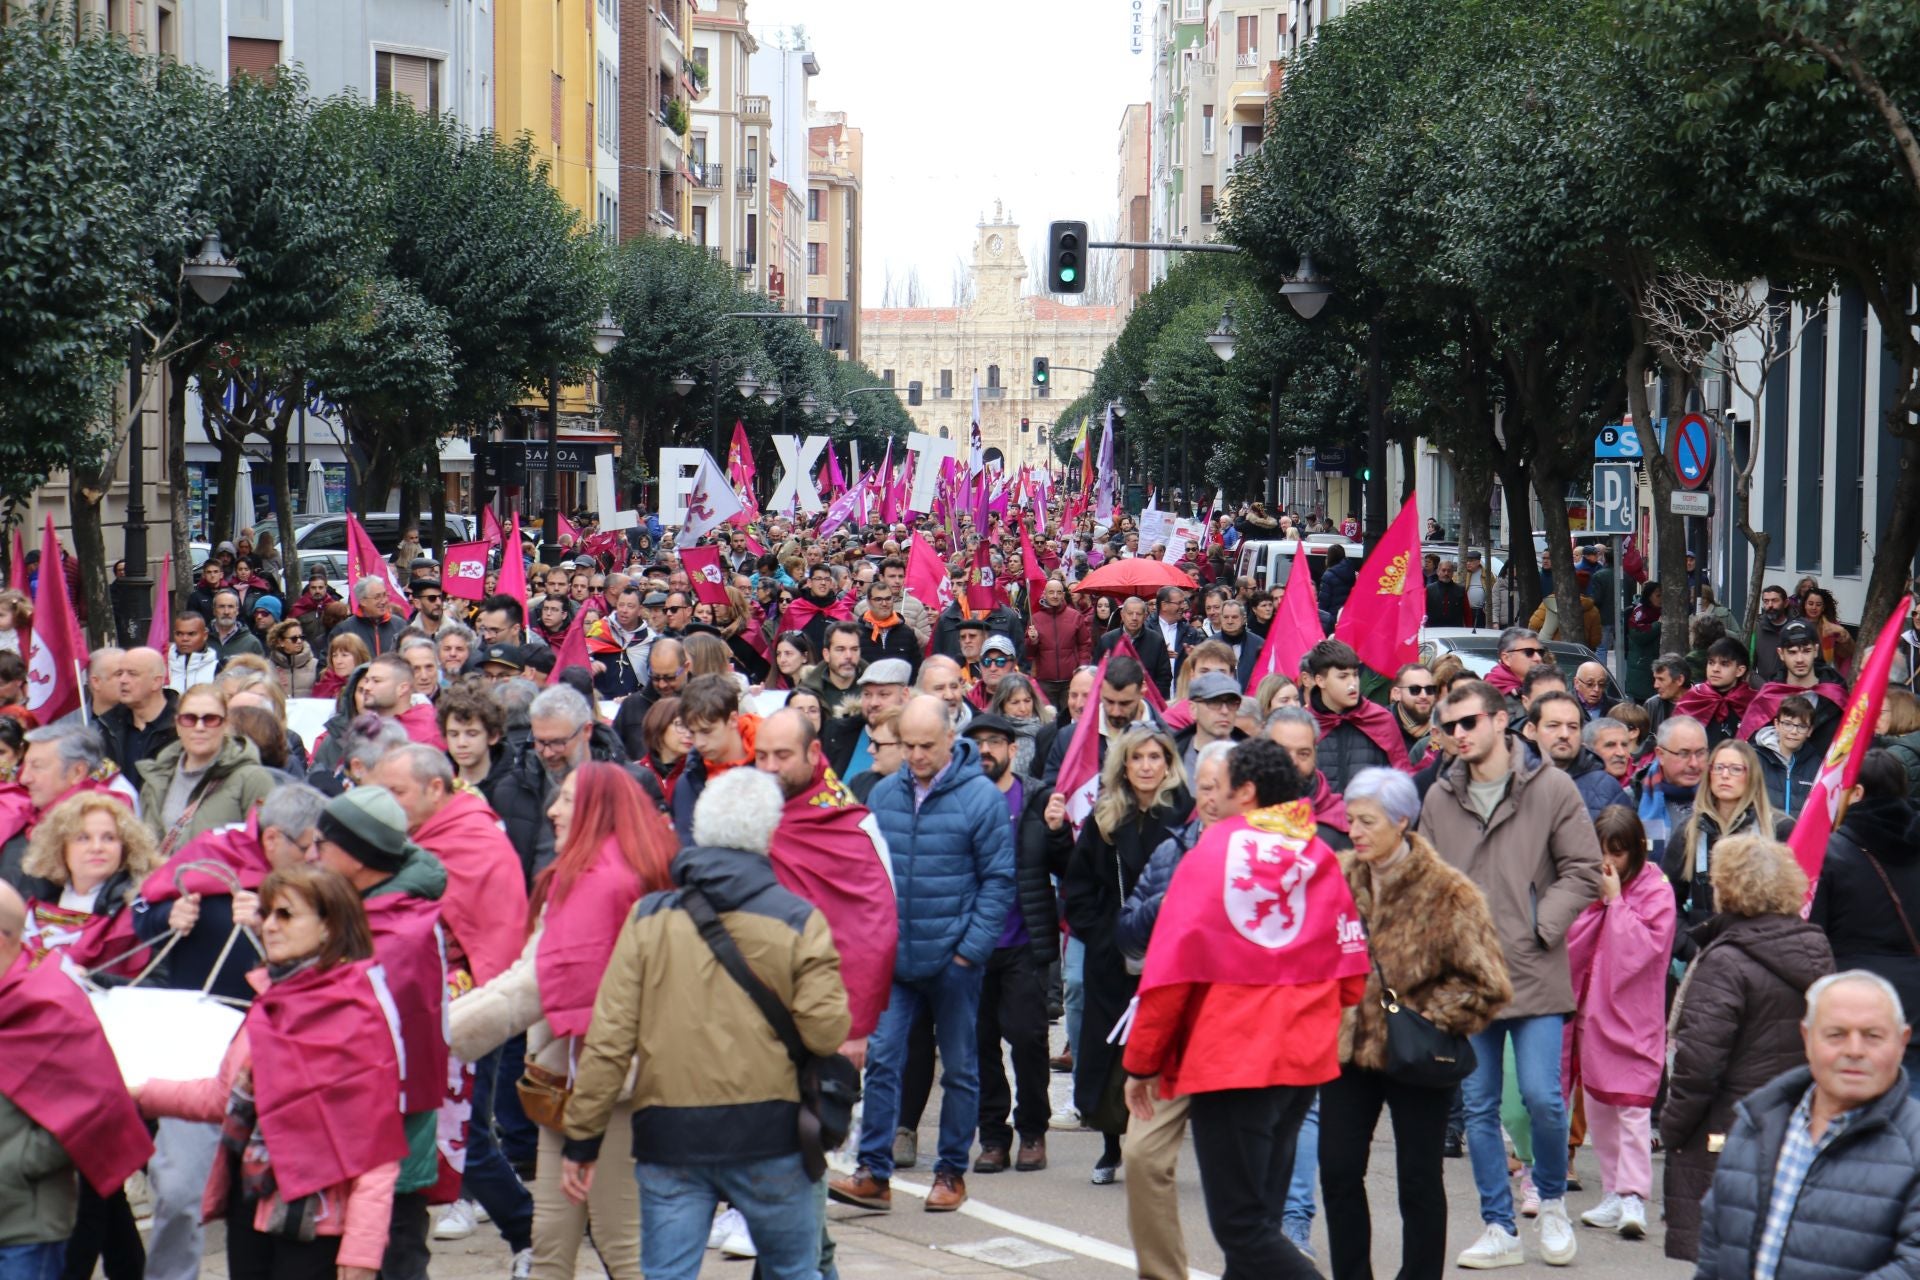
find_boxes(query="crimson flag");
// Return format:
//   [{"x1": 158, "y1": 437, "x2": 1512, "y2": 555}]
[
  {"x1": 546, "y1": 601, "x2": 594, "y2": 687},
  {"x1": 1332, "y1": 498, "x2": 1423, "y2": 675},
  {"x1": 906, "y1": 532, "x2": 954, "y2": 614},
  {"x1": 145, "y1": 551, "x2": 173, "y2": 653},
  {"x1": 1108, "y1": 631, "x2": 1168, "y2": 712},
  {"x1": 442, "y1": 541, "x2": 490, "y2": 603},
  {"x1": 481, "y1": 504, "x2": 505, "y2": 549},
  {"x1": 681, "y1": 545, "x2": 731, "y2": 605},
  {"x1": 1247, "y1": 541, "x2": 1324, "y2": 684},
  {"x1": 26, "y1": 517, "x2": 82, "y2": 724},
  {"x1": 496, "y1": 512, "x2": 529, "y2": 609},
  {"x1": 345, "y1": 514, "x2": 412, "y2": 619},
  {"x1": 1017, "y1": 516, "x2": 1048, "y2": 591},
  {"x1": 7, "y1": 527, "x2": 25, "y2": 594},
  {"x1": 966, "y1": 538, "x2": 997, "y2": 611}
]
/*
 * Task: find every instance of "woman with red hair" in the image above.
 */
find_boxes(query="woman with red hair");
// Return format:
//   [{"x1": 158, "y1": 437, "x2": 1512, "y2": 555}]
[{"x1": 449, "y1": 763, "x2": 673, "y2": 1280}]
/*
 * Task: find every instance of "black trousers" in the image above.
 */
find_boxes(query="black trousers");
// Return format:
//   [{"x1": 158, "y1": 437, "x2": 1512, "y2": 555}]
[
  {"x1": 61, "y1": 1183, "x2": 143, "y2": 1280},
  {"x1": 377, "y1": 1190, "x2": 432, "y2": 1280},
  {"x1": 1189, "y1": 1086, "x2": 1321, "y2": 1280},
  {"x1": 1320, "y1": 1064, "x2": 1453, "y2": 1280},
  {"x1": 227, "y1": 1198, "x2": 342, "y2": 1280},
  {"x1": 900, "y1": 1006, "x2": 936, "y2": 1130},
  {"x1": 976, "y1": 947, "x2": 1052, "y2": 1149}
]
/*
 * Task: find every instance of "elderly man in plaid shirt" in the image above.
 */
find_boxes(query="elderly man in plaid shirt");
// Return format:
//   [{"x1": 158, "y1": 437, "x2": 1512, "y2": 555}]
[{"x1": 1694, "y1": 970, "x2": 1920, "y2": 1280}]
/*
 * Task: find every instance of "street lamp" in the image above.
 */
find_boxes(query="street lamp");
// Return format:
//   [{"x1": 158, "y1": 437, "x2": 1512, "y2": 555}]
[
  {"x1": 798, "y1": 392, "x2": 819, "y2": 416},
  {"x1": 758, "y1": 379, "x2": 783, "y2": 407},
  {"x1": 592, "y1": 306, "x2": 625, "y2": 356},
  {"x1": 1206, "y1": 299, "x2": 1238, "y2": 362},
  {"x1": 735, "y1": 369, "x2": 762, "y2": 400},
  {"x1": 1206, "y1": 297, "x2": 1279, "y2": 508},
  {"x1": 121, "y1": 233, "x2": 244, "y2": 645},
  {"x1": 1280, "y1": 253, "x2": 1334, "y2": 321},
  {"x1": 671, "y1": 372, "x2": 699, "y2": 397}
]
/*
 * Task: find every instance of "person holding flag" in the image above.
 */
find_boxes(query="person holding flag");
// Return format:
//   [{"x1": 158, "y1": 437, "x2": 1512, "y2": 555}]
[{"x1": 1121, "y1": 737, "x2": 1370, "y2": 1280}]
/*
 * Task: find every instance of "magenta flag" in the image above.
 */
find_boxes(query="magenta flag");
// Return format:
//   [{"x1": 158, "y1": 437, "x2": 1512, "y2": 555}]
[{"x1": 1247, "y1": 541, "x2": 1324, "y2": 685}]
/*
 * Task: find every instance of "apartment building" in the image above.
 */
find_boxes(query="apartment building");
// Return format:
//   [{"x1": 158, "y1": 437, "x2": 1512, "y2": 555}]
[
  {"x1": 806, "y1": 109, "x2": 862, "y2": 362},
  {"x1": 688, "y1": 0, "x2": 770, "y2": 294},
  {"x1": 751, "y1": 31, "x2": 819, "y2": 314},
  {"x1": 1117, "y1": 102, "x2": 1151, "y2": 314}
]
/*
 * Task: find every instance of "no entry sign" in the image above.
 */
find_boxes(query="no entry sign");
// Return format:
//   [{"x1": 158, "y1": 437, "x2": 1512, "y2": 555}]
[{"x1": 1668, "y1": 413, "x2": 1713, "y2": 491}]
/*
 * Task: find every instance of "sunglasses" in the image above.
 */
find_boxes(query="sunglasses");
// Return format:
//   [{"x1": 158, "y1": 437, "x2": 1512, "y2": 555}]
[
  {"x1": 1399, "y1": 683, "x2": 1438, "y2": 696},
  {"x1": 1507, "y1": 646, "x2": 1548, "y2": 659},
  {"x1": 981, "y1": 654, "x2": 1013, "y2": 668},
  {"x1": 1440, "y1": 711, "x2": 1493, "y2": 735},
  {"x1": 177, "y1": 712, "x2": 226, "y2": 729}
]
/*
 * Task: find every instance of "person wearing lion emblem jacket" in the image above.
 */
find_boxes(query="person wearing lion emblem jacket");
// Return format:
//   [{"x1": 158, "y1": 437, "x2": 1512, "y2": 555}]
[{"x1": 1122, "y1": 738, "x2": 1369, "y2": 1280}]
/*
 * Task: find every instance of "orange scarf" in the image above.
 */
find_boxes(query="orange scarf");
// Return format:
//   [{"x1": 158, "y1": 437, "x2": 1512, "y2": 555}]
[
  {"x1": 863, "y1": 610, "x2": 902, "y2": 643},
  {"x1": 703, "y1": 712, "x2": 760, "y2": 777}
]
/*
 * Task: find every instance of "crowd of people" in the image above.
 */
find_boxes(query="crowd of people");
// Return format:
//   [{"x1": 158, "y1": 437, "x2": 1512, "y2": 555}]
[{"x1": 1, "y1": 499, "x2": 1919, "y2": 1280}]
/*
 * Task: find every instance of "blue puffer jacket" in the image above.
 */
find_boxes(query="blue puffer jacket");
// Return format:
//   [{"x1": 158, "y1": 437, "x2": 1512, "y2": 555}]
[
  {"x1": 1116, "y1": 819, "x2": 1202, "y2": 961},
  {"x1": 867, "y1": 737, "x2": 1018, "y2": 982},
  {"x1": 1697, "y1": 1065, "x2": 1920, "y2": 1280}
]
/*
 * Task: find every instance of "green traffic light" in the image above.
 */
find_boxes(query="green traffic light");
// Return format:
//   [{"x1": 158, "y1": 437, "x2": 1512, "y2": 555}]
[{"x1": 1059, "y1": 267, "x2": 1077, "y2": 283}]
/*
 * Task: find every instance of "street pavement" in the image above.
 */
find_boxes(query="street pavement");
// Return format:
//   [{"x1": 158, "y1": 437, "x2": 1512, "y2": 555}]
[{"x1": 185, "y1": 1054, "x2": 1699, "y2": 1278}]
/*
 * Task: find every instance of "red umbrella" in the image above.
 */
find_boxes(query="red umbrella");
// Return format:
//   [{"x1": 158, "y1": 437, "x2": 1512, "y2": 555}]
[{"x1": 1074, "y1": 559, "x2": 1199, "y2": 597}]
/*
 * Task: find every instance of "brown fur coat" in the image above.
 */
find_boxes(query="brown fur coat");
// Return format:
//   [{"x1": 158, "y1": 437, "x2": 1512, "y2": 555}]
[{"x1": 1338, "y1": 832, "x2": 1514, "y2": 1071}]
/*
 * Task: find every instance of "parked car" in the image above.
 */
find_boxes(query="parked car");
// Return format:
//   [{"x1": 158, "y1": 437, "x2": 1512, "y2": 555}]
[
  {"x1": 290, "y1": 513, "x2": 475, "y2": 557},
  {"x1": 1236, "y1": 538, "x2": 1366, "y2": 592},
  {"x1": 1421, "y1": 543, "x2": 1508, "y2": 579},
  {"x1": 1417, "y1": 627, "x2": 1625, "y2": 705}
]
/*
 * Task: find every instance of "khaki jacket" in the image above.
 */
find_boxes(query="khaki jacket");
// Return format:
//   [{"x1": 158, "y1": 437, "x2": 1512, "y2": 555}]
[
  {"x1": 1417, "y1": 737, "x2": 1602, "y2": 1018},
  {"x1": 561, "y1": 844, "x2": 849, "y2": 1167}
]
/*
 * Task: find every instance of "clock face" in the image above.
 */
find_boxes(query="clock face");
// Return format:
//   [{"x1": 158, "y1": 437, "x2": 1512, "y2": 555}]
[{"x1": 988, "y1": 234, "x2": 1004, "y2": 254}]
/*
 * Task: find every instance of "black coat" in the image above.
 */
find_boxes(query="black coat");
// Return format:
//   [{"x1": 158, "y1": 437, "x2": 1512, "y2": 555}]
[
  {"x1": 1309, "y1": 690, "x2": 1394, "y2": 794},
  {"x1": 1665, "y1": 806, "x2": 1796, "y2": 957},
  {"x1": 1696, "y1": 1065, "x2": 1920, "y2": 1280},
  {"x1": 932, "y1": 604, "x2": 1027, "y2": 666},
  {"x1": 1809, "y1": 798, "x2": 1920, "y2": 1071},
  {"x1": 857, "y1": 618, "x2": 923, "y2": 681},
  {"x1": 1055, "y1": 790, "x2": 1190, "y2": 1130},
  {"x1": 1424, "y1": 579, "x2": 1471, "y2": 629},
  {"x1": 1093, "y1": 625, "x2": 1172, "y2": 698},
  {"x1": 95, "y1": 691, "x2": 179, "y2": 784},
  {"x1": 1660, "y1": 912, "x2": 1834, "y2": 1261},
  {"x1": 1010, "y1": 781, "x2": 1061, "y2": 966}
]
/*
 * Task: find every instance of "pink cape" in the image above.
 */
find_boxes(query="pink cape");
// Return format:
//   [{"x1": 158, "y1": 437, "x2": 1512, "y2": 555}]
[
  {"x1": 0, "y1": 777, "x2": 129, "y2": 848},
  {"x1": 363, "y1": 893, "x2": 448, "y2": 1114},
  {"x1": 1563, "y1": 865, "x2": 1676, "y2": 1107},
  {"x1": 397, "y1": 701, "x2": 448, "y2": 750},
  {"x1": 1738, "y1": 680, "x2": 1849, "y2": 742},
  {"x1": 1309, "y1": 772, "x2": 1350, "y2": 833},
  {"x1": 536, "y1": 838, "x2": 645, "y2": 1038},
  {"x1": 1484, "y1": 662, "x2": 1522, "y2": 697},
  {"x1": 139, "y1": 815, "x2": 273, "y2": 905},
  {"x1": 1139, "y1": 805, "x2": 1370, "y2": 994},
  {"x1": 0, "y1": 954, "x2": 155, "y2": 1194},
  {"x1": 1310, "y1": 697, "x2": 1414, "y2": 773},
  {"x1": 244, "y1": 958, "x2": 411, "y2": 1201},
  {"x1": 1675, "y1": 680, "x2": 1757, "y2": 729},
  {"x1": 781, "y1": 589, "x2": 854, "y2": 636},
  {"x1": 769, "y1": 765, "x2": 898, "y2": 1039},
  {"x1": 412, "y1": 792, "x2": 527, "y2": 987}
]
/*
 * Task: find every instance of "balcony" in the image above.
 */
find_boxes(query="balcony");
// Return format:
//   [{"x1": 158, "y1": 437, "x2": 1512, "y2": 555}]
[
  {"x1": 705, "y1": 244, "x2": 725, "y2": 263},
  {"x1": 740, "y1": 94, "x2": 771, "y2": 124},
  {"x1": 735, "y1": 165, "x2": 756, "y2": 193},
  {"x1": 980, "y1": 386, "x2": 1006, "y2": 400},
  {"x1": 690, "y1": 160, "x2": 723, "y2": 189},
  {"x1": 736, "y1": 249, "x2": 755, "y2": 272},
  {"x1": 1236, "y1": 49, "x2": 1259, "y2": 69}
]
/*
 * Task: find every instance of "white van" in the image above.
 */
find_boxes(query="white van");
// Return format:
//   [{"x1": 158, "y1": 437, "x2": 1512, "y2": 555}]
[{"x1": 1235, "y1": 538, "x2": 1364, "y2": 592}]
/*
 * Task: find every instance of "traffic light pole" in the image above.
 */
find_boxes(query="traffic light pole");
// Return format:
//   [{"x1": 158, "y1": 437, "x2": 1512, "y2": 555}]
[{"x1": 1086, "y1": 241, "x2": 1243, "y2": 254}]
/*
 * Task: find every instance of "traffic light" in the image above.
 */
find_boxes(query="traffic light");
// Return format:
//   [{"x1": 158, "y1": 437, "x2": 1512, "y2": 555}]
[
  {"x1": 908, "y1": 381, "x2": 923, "y2": 406},
  {"x1": 1032, "y1": 357, "x2": 1050, "y2": 386},
  {"x1": 1047, "y1": 221, "x2": 1087, "y2": 294},
  {"x1": 1021, "y1": 417, "x2": 1031, "y2": 433}
]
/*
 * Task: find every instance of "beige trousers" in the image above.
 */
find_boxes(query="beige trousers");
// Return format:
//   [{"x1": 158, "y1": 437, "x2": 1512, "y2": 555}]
[
  {"x1": 529, "y1": 1101, "x2": 641, "y2": 1280},
  {"x1": 1123, "y1": 1089, "x2": 1192, "y2": 1280}
]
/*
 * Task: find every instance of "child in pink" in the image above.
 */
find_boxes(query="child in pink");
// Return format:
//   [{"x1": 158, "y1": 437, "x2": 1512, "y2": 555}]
[{"x1": 1564, "y1": 807, "x2": 1675, "y2": 1240}]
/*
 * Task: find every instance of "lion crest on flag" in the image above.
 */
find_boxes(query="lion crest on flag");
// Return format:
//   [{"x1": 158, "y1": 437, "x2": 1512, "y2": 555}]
[{"x1": 1223, "y1": 826, "x2": 1317, "y2": 948}]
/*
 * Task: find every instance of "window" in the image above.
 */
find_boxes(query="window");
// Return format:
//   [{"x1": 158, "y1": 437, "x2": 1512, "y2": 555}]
[
  {"x1": 882, "y1": 370, "x2": 895, "y2": 386},
  {"x1": 987, "y1": 365, "x2": 1001, "y2": 389},
  {"x1": 1183, "y1": 0, "x2": 1202, "y2": 18},
  {"x1": 376, "y1": 52, "x2": 439, "y2": 116},
  {"x1": 229, "y1": 37, "x2": 280, "y2": 83},
  {"x1": 1237, "y1": 14, "x2": 1259, "y2": 64},
  {"x1": 1202, "y1": 104, "x2": 1215, "y2": 154},
  {"x1": 808, "y1": 188, "x2": 823, "y2": 221},
  {"x1": 690, "y1": 133, "x2": 707, "y2": 164},
  {"x1": 1795, "y1": 304, "x2": 1827, "y2": 572},
  {"x1": 1201, "y1": 185, "x2": 1216, "y2": 223},
  {"x1": 692, "y1": 46, "x2": 710, "y2": 77},
  {"x1": 807, "y1": 242, "x2": 822, "y2": 275},
  {"x1": 745, "y1": 213, "x2": 758, "y2": 266},
  {"x1": 597, "y1": 58, "x2": 619, "y2": 154},
  {"x1": 691, "y1": 206, "x2": 708, "y2": 245},
  {"x1": 940, "y1": 369, "x2": 953, "y2": 398}
]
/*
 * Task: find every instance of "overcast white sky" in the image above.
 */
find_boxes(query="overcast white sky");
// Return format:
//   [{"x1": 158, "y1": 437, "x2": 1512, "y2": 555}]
[{"x1": 747, "y1": 0, "x2": 1152, "y2": 307}]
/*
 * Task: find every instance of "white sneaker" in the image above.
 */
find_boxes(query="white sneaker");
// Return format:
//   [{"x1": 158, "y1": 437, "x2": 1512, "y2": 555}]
[
  {"x1": 1537, "y1": 1199, "x2": 1578, "y2": 1265},
  {"x1": 1579, "y1": 1193, "x2": 1624, "y2": 1229},
  {"x1": 708, "y1": 1206, "x2": 743, "y2": 1250},
  {"x1": 719, "y1": 1209, "x2": 757, "y2": 1259},
  {"x1": 1049, "y1": 1105, "x2": 1083, "y2": 1131},
  {"x1": 1518, "y1": 1168, "x2": 1541, "y2": 1218},
  {"x1": 434, "y1": 1199, "x2": 478, "y2": 1240},
  {"x1": 509, "y1": 1248, "x2": 533, "y2": 1279},
  {"x1": 1456, "y1": 1223, "x2": 1524, "y2": 1269},
  {"x1": 1618, "y1": 1193, "x2": 1647, "y2": 1240}
]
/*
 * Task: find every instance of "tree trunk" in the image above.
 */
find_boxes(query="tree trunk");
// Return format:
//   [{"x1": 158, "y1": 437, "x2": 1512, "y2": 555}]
[
  {"x1": 1862, "y1": 433, "x2": 1920, "y2": 643},
  {"x1": 1398, "y1": 431, "x2": 1417, "y2": 505},
  {"x1": 270, "y1": 416, "x2": 300, "y2": 596},
  {"x1": 1624, "y1": 345, "x2": 1693, "y2": 657},
  {"x1": 428, "y1": 479, "x2": 448, "y2": 563},
  {"x1": 167, "y1": 361, "x2": 193, "y2": 620},
  {"x1": 67, "y1": 465, "x2": 113, "y2": 649},
  {"x1": 1532, "y1": 459, "x2": 1587, "y2": 647},
  {"x1": 1495, "y1": 453, "x2": 1539, "y2": 628},
  {"x1": 210, "y1": 427, "x2": 240, "y2": 546}
]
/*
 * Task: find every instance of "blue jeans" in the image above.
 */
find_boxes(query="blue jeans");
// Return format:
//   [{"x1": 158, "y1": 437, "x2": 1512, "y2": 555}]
[
  {"x1": 637, "y1": 1154, "x2": 820, "y2": 1280},
  {"x1": 491, "y1": 1031, "x2": 539, "y2": 1165},
  {"x1": 1463, "y1": 1014, "x2": 1569, "y2": 1231},
  {"x1": 857, "y1": 961, "x2": 986, "y2": 1178},
  {"x1": 463, "y1": 1044, "x2": 534, "y2": 1252},
  {"x1": 1283, "y1": 1093, "x2": 1318, "y2": 1228},
  {"x1": 0, "y1": 1242, "x2": 63, "y2": 1280},
  {"x1": 1063, "y1": 936, "x2": 1085, "y2": 1061}
]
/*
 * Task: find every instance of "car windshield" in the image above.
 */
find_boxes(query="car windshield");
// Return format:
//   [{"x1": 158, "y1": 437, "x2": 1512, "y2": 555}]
[{"x1": 1431, "y1": 637, "x2": 1619, "y2": 699}]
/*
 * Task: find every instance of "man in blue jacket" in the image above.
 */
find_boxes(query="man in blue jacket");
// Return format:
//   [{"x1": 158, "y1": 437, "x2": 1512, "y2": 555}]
[{"x1": 829, "y1": 695, "x2": 1017, "y2": 1215}]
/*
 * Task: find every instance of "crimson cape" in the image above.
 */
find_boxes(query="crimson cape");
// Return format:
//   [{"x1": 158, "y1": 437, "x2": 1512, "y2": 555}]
[
  {"x1": 411, "y1": 792, "x2": 527, "y2": 987},
  {"x1": 243, "y1": 958, "x2": 410, "y2": 1201},
  {"x1": 536, "y1": 837, "x2": 645, "y2": 1038},
  {"x1": 362, "y1": 892, "x2": 448, "y2": 1114},
  {"x1": 1309, "y1": 698, "x2": 1413, "y2": 772},
  {"x1": 138, "y1": 814, "x2": 272, "y2": 905},
  {"x1": 1738, "y1": 680, "x2": 1848, "y2": 742},
  {"x1": 0, "y1": 954, "x2": 154, "y2": 1194},
  {"x1": 1139, "y1": 803, "x2": 1370, "y2": 994},
  {"x1": 1674, "y1": 681, "x2": 1756, "y2": 731}
]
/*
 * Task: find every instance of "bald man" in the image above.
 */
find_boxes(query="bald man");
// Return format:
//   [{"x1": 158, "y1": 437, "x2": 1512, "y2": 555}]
[
  {"x1": 87, "y1": 646, "x2": 125, "y2": 718},
  {"x1": 1573, "y1": 661, "x2": 1610, "y2": 719},
  {"x1": 917, "y1": 655, "x2": 972, "y2": 731},
  {"x1": 97, "y1": 647, "x2": 177, "y2": 781},
  {"x1": 831, "y1": 695, "x2": 1015, "y2": 1213}
]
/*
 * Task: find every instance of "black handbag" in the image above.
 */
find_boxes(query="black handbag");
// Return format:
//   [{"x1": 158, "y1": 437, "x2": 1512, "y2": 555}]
[
  {"x1": 1365, "y1": 922, "x2": 1477, "y2": 1089},
  {"x1": 681, "y1": 887, "x2": 860, "y2": 1180}
]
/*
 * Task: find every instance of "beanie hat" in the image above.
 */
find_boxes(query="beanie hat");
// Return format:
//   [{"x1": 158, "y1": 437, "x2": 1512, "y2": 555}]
[
  {"x1": 252, "y1": 595, "x2": 284, "y2": 621},
  {"x1": 317, "y1": 785, "x2": 411, "y2": 874}
]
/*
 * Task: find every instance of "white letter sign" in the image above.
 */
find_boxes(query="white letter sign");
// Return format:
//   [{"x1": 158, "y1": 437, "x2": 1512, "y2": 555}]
[
  {"x1": 768, "y1": 434, "x2": 828, "y2": 515},
  {"x1": 657, "y1": 448, "x2": 707, "y2": 529}
]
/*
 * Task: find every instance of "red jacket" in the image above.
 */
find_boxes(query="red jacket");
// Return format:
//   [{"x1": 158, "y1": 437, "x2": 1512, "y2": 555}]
[
  {"x1": 1123, "y1": 975, "x2": 1365, "y2": 1098},
  {"x1": 1028, "y1": 600, "x2": 1091, "y2": 683}
]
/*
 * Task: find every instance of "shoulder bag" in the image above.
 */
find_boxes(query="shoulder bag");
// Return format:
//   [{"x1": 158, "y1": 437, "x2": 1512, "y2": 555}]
[
  {"x1": 681, "y1": 886, "x2": 860, "y2": 1180},
  {"x1": 1364, "y1": 918, "x2": 1477, "y2": 1089}
]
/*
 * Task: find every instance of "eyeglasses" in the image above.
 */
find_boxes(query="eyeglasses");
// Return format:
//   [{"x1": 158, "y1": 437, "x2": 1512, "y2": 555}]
[
  {"x1": 1710, "y1": 763, "x2": 1749, "y2": 777},
  {"x1": 177, "y1": 712, "x2": 226, "y2": 729},
  {"x1": 415, "y1": 593, "x2": 444, "y2": 604},
  {"x1": 1575, "y1": 676, "x2": 1607, "y2": 688},
  {"x1": 1660, "y1": 746, "x2": 1709, "y2": 762},
  {"x1": 870, "y1": 738, "x2": 902, "y2": 751},
  {"x1": 1776, "y1": 720, "x2": 1812, "y2": 733},
  {"x1": 1398, "y1": 683, "x2": 1438, "y2": 696},
  {"x1": 533, "y1": 725, "x2": 586, "y2": 752},
  {"x1": 981, "y1": 655, "x2": 1013, "y2": 668},
  {"x1": 1440, "y1": 711, "x2": 1492, "y2": 734},
  {"x1": 1505, "y1": 646, "x2": 1547, "y2": 659},
  {"x1": 666, "y1": 604, "x2": 692, "y2": 614}
]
